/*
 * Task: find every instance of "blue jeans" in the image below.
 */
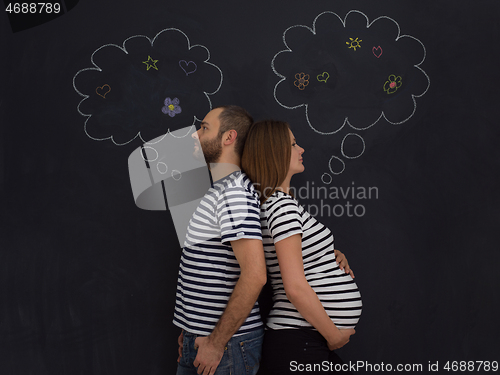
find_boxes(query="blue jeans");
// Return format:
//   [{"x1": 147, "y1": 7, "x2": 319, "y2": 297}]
[{"x1": 176, "y1": 328, "x2": 264, "y2": 375}]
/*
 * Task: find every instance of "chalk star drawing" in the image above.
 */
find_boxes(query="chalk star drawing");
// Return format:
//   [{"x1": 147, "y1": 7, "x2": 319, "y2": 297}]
[
  {"x1": 347, "y1": 37, "x2": 362, "y2": 50},
  {"x1": 96, "y1": 84, "x2": 111, "y2": 98},
  {"x1": 143, "y1": 55, "x2": 159, "y2": 71}
]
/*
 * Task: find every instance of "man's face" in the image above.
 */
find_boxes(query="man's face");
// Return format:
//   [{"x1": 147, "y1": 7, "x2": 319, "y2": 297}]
[{"x1": 193, "y1": 108, "x2": 224, "y2": 164}]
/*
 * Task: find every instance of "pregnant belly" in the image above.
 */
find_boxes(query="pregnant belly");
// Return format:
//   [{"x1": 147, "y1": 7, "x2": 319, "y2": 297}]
[{"x1": 310, "y1": 272, "x2": 362, "y2": 329}]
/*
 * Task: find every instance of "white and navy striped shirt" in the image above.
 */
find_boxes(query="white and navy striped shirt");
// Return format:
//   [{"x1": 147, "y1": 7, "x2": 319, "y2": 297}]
[
  {"x1": 261, "y1": 191, "x2": 362, "y2": 330},
  {"x1": 173, "y1": 171, "x2": 263, "y2": 336}
]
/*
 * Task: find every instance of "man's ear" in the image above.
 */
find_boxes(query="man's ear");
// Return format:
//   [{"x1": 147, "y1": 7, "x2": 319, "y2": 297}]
[{"x1": 222, "y1": 129, "x2": 238, "y2": 146}]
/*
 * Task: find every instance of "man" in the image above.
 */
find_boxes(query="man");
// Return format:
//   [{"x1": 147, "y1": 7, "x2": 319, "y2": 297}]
[
  {"x1": 173, "y1": 105, "x2": 353, "y2": 375},
  {"x1": 174, "y1": 105, "x2": 266, "y2": 375}
]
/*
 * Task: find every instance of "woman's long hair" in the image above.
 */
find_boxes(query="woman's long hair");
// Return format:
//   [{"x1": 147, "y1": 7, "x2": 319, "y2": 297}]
[{"x1": 241, "y1": 120, "x2": 291, "y2": 204}]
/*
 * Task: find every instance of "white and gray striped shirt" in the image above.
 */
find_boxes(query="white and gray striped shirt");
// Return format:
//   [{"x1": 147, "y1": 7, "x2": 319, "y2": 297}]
[
  {"x1": 173, "y1": 171, "x2": 263, "y2": 336},
  {"x1": 261, "y1": 191, "x2": 362, "y2": 330}
]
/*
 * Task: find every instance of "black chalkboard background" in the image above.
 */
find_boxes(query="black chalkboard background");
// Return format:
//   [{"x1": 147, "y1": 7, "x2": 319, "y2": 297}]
[{"x1": 1, "y1": 0, "x2": 499, "y2": 374}]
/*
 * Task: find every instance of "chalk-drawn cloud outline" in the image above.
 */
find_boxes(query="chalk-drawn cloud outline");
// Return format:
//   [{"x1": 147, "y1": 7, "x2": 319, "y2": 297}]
[
  {"x1": 271, "y1": 10, "x2": 430, "y2": 135},
  {"x1": 73, "y1": 28, "x2": 223, "y2": 145}
]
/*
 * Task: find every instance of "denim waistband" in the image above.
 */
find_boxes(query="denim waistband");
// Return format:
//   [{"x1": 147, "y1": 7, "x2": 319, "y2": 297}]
[{"x1": 183, "y1": 327, "x2": 264, "y2": 340}]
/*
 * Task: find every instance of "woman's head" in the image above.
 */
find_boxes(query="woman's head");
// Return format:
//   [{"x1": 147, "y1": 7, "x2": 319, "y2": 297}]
[{"x1": 241, "y1": 120, "x2": 304, "y2": 203}]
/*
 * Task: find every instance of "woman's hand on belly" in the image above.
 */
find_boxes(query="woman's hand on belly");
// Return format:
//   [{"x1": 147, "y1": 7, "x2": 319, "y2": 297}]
[
  {"x1": 334, "y1": 249, "x2": 355, "y2": 278},
  {"x1": 327, "y1": 328, "x2": 356, "y2": 351}
]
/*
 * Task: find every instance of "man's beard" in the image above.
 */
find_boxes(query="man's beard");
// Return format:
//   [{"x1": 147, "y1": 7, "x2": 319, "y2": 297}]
[{"x1": 200, "y1": 135, "x2": 222, "y2": 164}]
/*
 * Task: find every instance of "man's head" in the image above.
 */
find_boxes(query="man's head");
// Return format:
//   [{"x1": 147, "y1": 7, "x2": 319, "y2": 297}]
[{"x1": 192, "y1": 105, "x2": 253, "y2": 165}]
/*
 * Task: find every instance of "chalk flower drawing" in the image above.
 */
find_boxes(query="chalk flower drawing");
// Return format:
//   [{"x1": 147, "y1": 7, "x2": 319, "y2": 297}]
[
  {"x1": 271, "y1": 10, "x2": 430, "y2": 135},
  {"x1": 294, "y1": 73, "x2": 310, "y2": 90},
  {"x1": 162, "y1": 97, "x2": 182, "y2": 117},
  {"x1": 383, "y1": 75, "x2": 402, "y2": 94}
]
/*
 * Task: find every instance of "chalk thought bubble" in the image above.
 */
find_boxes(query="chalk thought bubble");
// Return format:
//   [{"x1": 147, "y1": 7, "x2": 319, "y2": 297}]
[
  {"x1": 272, "y1": 10, "x2": 430, "y2": 135},
  {"x1": 73, "y1": 28, "x2": 223, "y2": 145}
]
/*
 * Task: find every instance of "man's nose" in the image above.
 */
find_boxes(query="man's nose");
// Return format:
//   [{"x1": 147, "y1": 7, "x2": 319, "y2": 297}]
[{"x1": 191, "y1": 130, "x2": 199, "y2": 140}]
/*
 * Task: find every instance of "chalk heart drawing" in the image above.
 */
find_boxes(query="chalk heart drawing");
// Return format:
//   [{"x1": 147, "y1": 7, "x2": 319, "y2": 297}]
[
  {"x1": 96, "y1": 84, "x2": 111, "y2": 98},
  {"x1": 372, "y1": 46, "x2": 383, "y2": 58},
  {"x1": 179, "y1": 60, "x2": 197, "y2": 75},
  {"x1": 317, "y1": 72, "x2": 329, "y2": 83}
]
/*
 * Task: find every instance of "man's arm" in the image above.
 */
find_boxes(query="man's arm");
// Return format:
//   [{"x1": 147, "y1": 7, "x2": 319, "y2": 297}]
[{"x1": 193, "y1": 238, "x2": 266, "y2": 375}]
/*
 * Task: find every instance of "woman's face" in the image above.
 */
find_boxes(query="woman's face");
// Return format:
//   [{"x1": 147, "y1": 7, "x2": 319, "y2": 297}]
[{"x1": 288, "y1": 129, "x2": 305, "y2": 176}]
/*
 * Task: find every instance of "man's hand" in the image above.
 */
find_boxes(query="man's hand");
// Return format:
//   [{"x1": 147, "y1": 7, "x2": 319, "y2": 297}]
[
  {"x1": 193, "y1": 335, "x2": 225, "y2": 375},
  {"x1": 177, "y1": 330, "x2": 183, "y2": 363},
  {"x1": 327, "y1": 328, "x2": 355, "y2": 351},
  {"x1": 334, "y1": 249, "x2": 355, "y2": 278},
  {"x1": 190, "y1": 238, "x2": 265, "y2": 374}
]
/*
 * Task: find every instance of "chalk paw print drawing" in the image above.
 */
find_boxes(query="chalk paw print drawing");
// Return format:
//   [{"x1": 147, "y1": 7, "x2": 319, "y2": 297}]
[
  {"x1": 271, "y1": 10, "x2": 430, "y2": 176},
  {"x1": 73, "y1": 28, "x2": 223, "y2": 145}
]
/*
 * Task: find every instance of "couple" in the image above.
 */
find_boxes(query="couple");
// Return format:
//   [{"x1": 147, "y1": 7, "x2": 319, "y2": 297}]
[{"x1": 173, "y1": 105, "x2": 362, "y2": 375}]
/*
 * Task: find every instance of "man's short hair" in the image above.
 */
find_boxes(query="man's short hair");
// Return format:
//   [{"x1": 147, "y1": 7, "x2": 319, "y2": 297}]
[{"x1": 215, "y1": 105, "x2": 254, "y2": 157}]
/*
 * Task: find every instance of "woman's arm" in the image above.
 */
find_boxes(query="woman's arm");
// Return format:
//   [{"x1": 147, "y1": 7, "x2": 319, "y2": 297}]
[{"x1": 275, "y1": 234, "x2": 355, "y2": 350}]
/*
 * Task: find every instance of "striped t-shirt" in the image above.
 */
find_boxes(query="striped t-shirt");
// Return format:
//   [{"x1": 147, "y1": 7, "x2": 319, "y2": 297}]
[
  {"x1": 173, "y1": 171, "x2": 263, "y2": 336},
  {"x1": 261, "y1": 190, "x2": 362, "y2": 330}
]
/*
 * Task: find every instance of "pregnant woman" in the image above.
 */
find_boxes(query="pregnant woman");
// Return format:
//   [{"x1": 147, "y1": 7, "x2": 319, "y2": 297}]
[{"x1": 241, "y1": 120, "x2": 362, "y2": 374}]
